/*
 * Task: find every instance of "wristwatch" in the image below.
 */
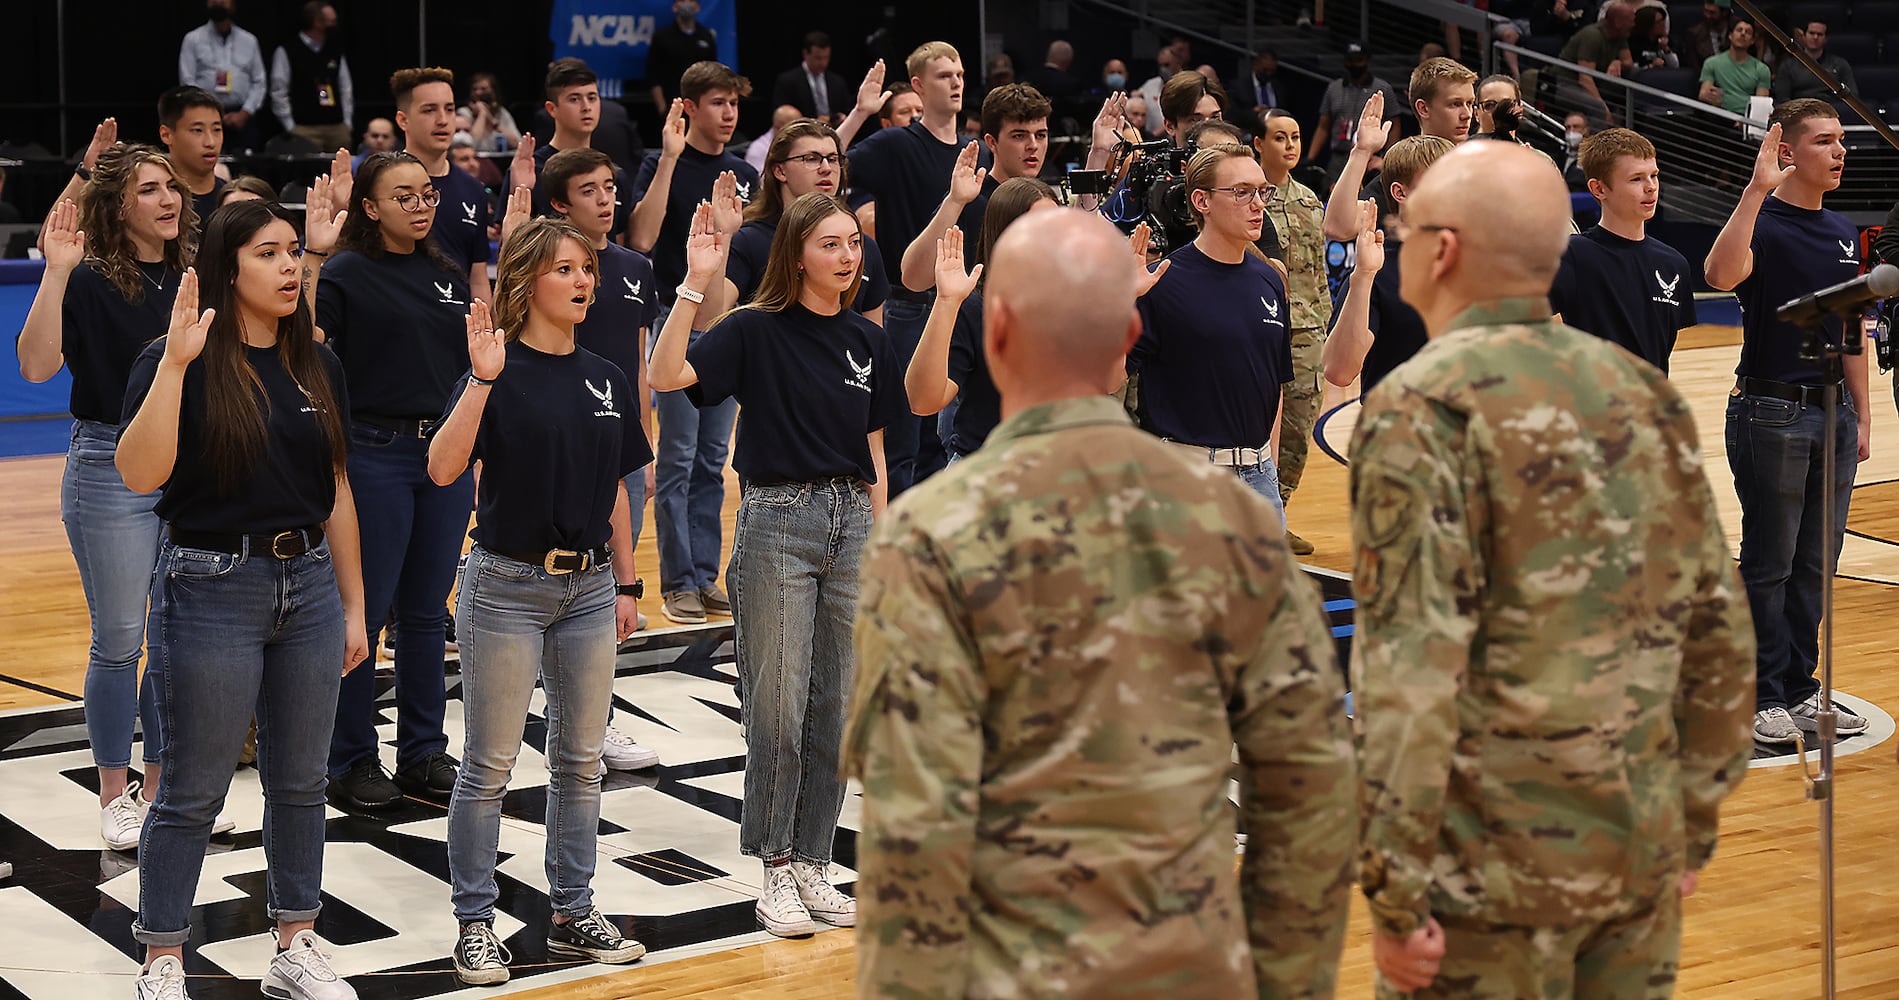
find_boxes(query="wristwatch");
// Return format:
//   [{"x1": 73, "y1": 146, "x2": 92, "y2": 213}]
[
  {"x1": 74, "y1": 165, "x2": 92, "y2": 181},
  {"x1": 616, "y1": 579, "x2": 645, "y2": 599}
]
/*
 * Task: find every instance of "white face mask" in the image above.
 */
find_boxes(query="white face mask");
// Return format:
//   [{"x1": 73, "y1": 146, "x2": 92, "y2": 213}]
[{"x1": 1565, "y1": 130, "x2": 1584, "y2": 148}]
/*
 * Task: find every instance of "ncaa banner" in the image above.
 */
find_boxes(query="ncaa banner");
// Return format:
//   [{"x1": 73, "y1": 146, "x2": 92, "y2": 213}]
[{"x1": 550, "y1": 0, "x2": 739, "y2": 93}]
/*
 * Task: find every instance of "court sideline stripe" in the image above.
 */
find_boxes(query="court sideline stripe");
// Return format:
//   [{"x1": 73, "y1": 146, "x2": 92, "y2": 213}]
[{"x1": 0, "y1": 671, "x2": 80, "y2": 702}]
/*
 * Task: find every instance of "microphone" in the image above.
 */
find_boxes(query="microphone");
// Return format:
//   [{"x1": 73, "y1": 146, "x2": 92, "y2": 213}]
[{"x1": 1777, "y1": 264, "x2": 1899, "y2": 326}]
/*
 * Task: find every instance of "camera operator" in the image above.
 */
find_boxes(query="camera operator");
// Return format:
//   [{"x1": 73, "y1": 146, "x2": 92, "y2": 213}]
[{"x1": 1129, "y1": 144, "x2": 1293, "y2": 522}]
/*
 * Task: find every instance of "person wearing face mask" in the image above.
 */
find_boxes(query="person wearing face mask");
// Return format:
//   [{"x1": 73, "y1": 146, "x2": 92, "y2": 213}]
[
  {"x1": 315, "y1": 152, "x2": 475, "y2": 812},
  {"x1": 1136, "y1": 41, "x2": 1187, "y2": 137},
  {"x1": 1092, "y1": 58, "x2": 1130, "y2": 103},
  {"x1": 1308, "y1": 44, "x2": 1400, "y2": 182},
  {"x1": 1561, "y1": 112, "x2": 1590, "y2": 189},
  {"x1": 178, "y1": 0, "x2": 267, "y2": 152},
  {"x1": 650, "y1": 193, "x2": 905, "y2": 939},
  {"x1": 646, "y1": 0, "x2": 718, "y2": 115}
]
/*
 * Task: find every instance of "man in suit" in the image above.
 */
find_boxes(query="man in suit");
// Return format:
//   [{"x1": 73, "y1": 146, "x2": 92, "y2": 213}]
[
  {"x1": 773, "y1": 31, "x2": 851, "y2": 123},
  {"x1": 1231, "y1": 49, "x2": 1290, "y2": 118},
  {"x1": 1024, "y1": 40, "x2": 1084, "y2": 99}
]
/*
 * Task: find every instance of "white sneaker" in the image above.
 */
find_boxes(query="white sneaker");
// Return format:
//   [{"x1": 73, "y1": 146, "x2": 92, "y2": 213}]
[
  {"x1": 601, "y1": 726, "x2": 660, "y2": 770},
  {"x1": 102, "y1": 783, "x2": 145, "y2": 851},
  {"x1": 755, "y1": 864, "x2": 817, "y2": 938},
  {"x1": 128, "y1": 786, "x2": 235, "y2": 838},
  {"x1": 1754, "y1": 706, "x2": 1800, "y2": 745},
  {"x1": 1793, "y1": 692, "x2": 1869, "y2": 734},
  {"x1": 134, "y1": 955, "x2": 192, "y2": 999},
  {"x1": 261, "y1": 930, "x2": 357, "y2": 1000},
  {"x1": 789, "y1": 861, "x2": 856, "y2": 927}
]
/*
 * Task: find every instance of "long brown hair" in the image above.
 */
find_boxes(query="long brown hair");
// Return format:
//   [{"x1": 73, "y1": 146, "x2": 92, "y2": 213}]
[
  {"x1": 333, "y1": 151, "x2": 456, "y2": 271},
  {"x1": 745, "y1": 119, "x2": 850, "y2": 225},
  {"x1": 976, "y1": 177, "x2": 1056, "y2": 271},
  {"x1": 729, "y1": 192, "x2": 861, "y2": 319},
  {"x1": 77, "y1": 144, "x2": 196, "y2": 303},
  {"x1": 193, "y1": 200, "x2": 347, "y2": 492},
  {"x1": 492, "y1": 216, "x2": 598, "y2": 341}
]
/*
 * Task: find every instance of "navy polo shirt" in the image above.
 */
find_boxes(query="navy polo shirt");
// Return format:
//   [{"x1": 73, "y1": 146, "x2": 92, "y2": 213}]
[{"x1": 1131, "y1": 243, "x2": 1292, "y2": 448}]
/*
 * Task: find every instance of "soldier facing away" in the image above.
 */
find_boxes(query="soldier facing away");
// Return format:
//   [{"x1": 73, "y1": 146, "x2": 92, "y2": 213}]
[
  {"x1": 846, "y1": 208, "x2": 1358, "y2": 999},
  {"x1": 1348, "y1": 140, "x2": 1756, "y2": 998}
]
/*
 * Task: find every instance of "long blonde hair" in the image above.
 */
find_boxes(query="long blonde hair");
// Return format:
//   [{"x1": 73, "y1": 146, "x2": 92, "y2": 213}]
[
  {"x1": 726, "y1": 192, "x2": 861, "y2": 320},
  {"x1": 492, "y1": 217, "x2": 598, "y2": 340},
  {"x1": 78, "y1": 144, "x2": 196, "y2": 303}
]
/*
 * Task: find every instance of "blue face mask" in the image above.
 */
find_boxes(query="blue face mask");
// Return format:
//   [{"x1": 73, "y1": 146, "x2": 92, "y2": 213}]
[{"x1": 1106, "y1": 72, "x2": 1127, "y2": 91}]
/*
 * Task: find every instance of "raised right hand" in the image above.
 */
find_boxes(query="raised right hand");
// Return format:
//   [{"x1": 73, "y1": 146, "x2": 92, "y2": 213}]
[
  {"x1": 935, "y1": 227, "x2": 982, "y2": 300},
  {"x1": 661, "y1": 100, "x2": 688, "y2": 160},
  {"x1": 1355, "y1": 200, "x2": 1386, "y2": 275},
  {"x1": 163, "y1": 269, "x2": 215, "y2": 368},
  {"x1": 509, "y1": 134, "x2": 538, "y2": 194},
  {"x1": 499, "y1": 184, "x2": 532, "y2": 247},
  {"x1": 1355, "y1": 91, "x2": 1393, "y2": 154},
  {"x1": 1749, "y1": 123, "x2": 1794, "y2": 192},
  {"x1": 1091, "y1": 92, "x2": 1128, "y2": 152},
  {"x1": 949, "y1": 141, "x2": 987, "y2": 206},
  {"x1": 84, "y1": 118, "x2": 118, "y2": 171},
  {"x1": 465, "y1": 298, "x2": 505, "y2": 380},
  {"x1": 683, "y1": 202, "x2": 727, "y2": 284},
  {"x1": 856, "y1": 60, "x2": 892, "y2": 113},
  {"x1": 41, "y1": 200, "x2": 86, "y2": 272},
  {"x1": 327, "y1": 148, "x2": 354, "y2": 211},
  {"x1": 709, "y1": 170, "x2": 745, "y2": 236}
]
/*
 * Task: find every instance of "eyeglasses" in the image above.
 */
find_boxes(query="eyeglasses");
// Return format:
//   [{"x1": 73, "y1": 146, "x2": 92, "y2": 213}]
[
  {"x1": 383, "y1": 189, "x2": 441, "y2": 213},
  {"x1": 1201, "y1": 185, "x2": 1274, "y2": 205},
  {"x1": 1390, "y1": 220, "x2": 1459, "y2": 242},
  {"x1": 784, "y1": 152, "x2": 843, "y2": 168},
  {"x1": 1479, "y1": 99, "x2": 1508, "y2": 111}
]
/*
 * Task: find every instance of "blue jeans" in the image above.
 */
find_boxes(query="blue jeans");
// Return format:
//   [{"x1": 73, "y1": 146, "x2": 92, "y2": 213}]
[
  {"x1": 1726, "y1": 391, "x2": 1857, "y2": 710},
  {"x1": 652, "y1": 317, "x2": 737, "y2": 596},
  {"x1": 331, "y1": 426, "x2": 473, "y2": 775},
  {"x1": 447, "y1": 547, "x2": 617, "y2": 923},
  {"x1": 133, "y1": 540, "x2": 344, "y2": 946},
  {"x1": 881, "y1": 297, "x2": 943, "y2": 496},
  {"x1": 1235, "y1": 456, "x2": 1288, "y2": 528},
  {"x1": 62, "y1": 420, "x2": 166, "y2": 770},
  {"x1": 729, "y1": 479, "x2": 870, "y2": 863}
]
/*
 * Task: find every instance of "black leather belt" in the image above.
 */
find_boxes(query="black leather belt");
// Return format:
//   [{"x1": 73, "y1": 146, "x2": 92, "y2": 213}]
[
  {"x1": 356, "y1": 414, "x2": 438, "y2": 438},
  {"x1": 492, "y1": 545, "x2": 612, "y2": 574},
  {"x1": 171, "y1": 525, "x2": 324, "y2": 559},
  {"x1": 1738, "y1": 376, "x2": 1840, "y2": 406}
]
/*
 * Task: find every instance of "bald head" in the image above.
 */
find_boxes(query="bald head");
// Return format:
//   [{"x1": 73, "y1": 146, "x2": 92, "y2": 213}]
[
  {"x1": 771, "y1": 104, "x2": 802, "y2": 131},
  {"x1": 986, "y1": 210, "x2": 1143, "y2": 403},
  {"x1": 1410, "y1": 141, "x2": 1570, "y2": 285}
]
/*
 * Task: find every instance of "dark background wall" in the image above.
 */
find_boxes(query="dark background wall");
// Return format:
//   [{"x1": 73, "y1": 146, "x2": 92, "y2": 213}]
[{"x1": 0, "y1": 0, "x2": 981, "y2": 158}]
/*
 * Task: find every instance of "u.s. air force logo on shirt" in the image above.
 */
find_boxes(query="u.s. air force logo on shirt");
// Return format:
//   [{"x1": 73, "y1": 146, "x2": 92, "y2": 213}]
[
  {"x1": 587, "y1": 378, "x2": 620, "y2": 418},
  {"x1": 1839, "y1": 238, "x2": 1860, "y2": 266},
  {"x1": 1261, "y1": 296, "x2": 1284, "y2": 328},
  {"x1": 461, "y1": 201, "x2": 479, "y2": 226},
  {"x1": 845, "y1": 350, "x2": 873, "y2": 392},
  {"x1": 623, "y1": 277, "x2": 646, "y2": 303},
  {"x1": 434, "y1": 281, "x2": 465, "y2": 307},
  {"x1": 1653, "y1": 270, "x2": 1681, "y2": 307}
]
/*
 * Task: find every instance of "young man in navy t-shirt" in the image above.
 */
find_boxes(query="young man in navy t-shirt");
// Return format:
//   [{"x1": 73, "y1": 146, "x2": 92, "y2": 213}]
[
  {"x1": 1131, "y1": 145, "x2": 1292, "y2": 524},
  {"x1": 508, "y1": 59, "x2": 633, "y2": 242},
  {"x1": 894, "y1": 83, "x2": 1050, "y2": 293},
  {"x1": 1550, "y1": 129, "x2": 1696, "y2": 373},
  {"x1": 847, "y1": 41, "x2": 986, "y2": 495},
  {"x1": 157, "y1": 86, "x2": 228, "y2": 225},
  {"x1": 392, "y1": 67, "x2": 493, "y2": 304},
  {"x1": 628, "y1": 60, "x2": 758, "y2": 627},
  {"x1": 1704, "y1": 99, "x2": 1870, "y2": 746}
]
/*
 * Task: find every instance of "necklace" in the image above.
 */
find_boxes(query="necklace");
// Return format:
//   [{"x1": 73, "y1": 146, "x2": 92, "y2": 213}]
[{"x1": 140, "y1": 264, "x2": 170, "y2": 293}]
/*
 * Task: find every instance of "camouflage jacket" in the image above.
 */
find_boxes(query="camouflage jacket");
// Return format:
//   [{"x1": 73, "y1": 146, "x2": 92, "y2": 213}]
[
  {"x1": 1348, "y1": 297, "x2": 1756, "y2": 937},
  {"x1": 1264, "y1": 176, "x2": 1333, "y2": 333},
  {"x1": 846, "y1": 395, "x2": 1357, "y2": 999}
]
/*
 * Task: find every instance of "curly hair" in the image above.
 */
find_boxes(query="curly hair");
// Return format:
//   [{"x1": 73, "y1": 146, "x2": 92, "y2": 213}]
[
  {"x1": 333, "y1": 151, "x2": 456, "y2": 271},
  {"x1": 77, "y1": 144, "x2": 196, "y2": 303}
]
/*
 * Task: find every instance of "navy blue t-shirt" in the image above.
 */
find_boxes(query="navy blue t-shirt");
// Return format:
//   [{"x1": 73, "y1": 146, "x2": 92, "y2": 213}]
[
  {"x1": 576, "y1": 241, "x2": 660, "y2": 393},
  {"x1": 630, "y1": 144, "x2": 760, "y2": 306},
  {"x1": 1549, "y1": 226, "x2": 1698, "y2": 374},
  {"x1": 944, "y1": 289, "x2": 1000, "y2": 455},
  {"x1": 686, "y1": 303, "x2": 906, "y2": 484},
  {"x1": 315, "y1": 249, "x2": 471, "y2": 419},
  {"x1": 440, "y1": 340, "x2": 653, "y2": 554},
  {"x1": 533, "y1": 143, "x2": 632, "y2": 241},
  {"x1": 1131, "y1": 243, "x2": 1292, "y2": 448},
  {"x1": 727, "y1": 218, "x2": 890, "y2": 315},
  {"x1": 847, "y1": 122, "x2": 990, "y2": 297},
  {"x1": 430, "y1": 162, "x2": 494, "y2": 275},
  {"x1": 1352, "y1": 239, "x2": 1432, "y2": 394},
  {"x1": 1736, "y1": 195, "x2": 1862, "y2": 385},
  {"x1": 191, "y1": 178, "x2": 226, "y2": 230},
  {"x1": 123, "y1": 338, "x2": 350, "y2": 533},
  {"x1": 52, "y1": 261, "x2": 175, "y2": 423}
]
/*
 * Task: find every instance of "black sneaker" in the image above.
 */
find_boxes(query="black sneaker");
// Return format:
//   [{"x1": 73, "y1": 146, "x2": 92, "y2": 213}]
[
  {"x1": 453, "y1": 921, "x2": 512, "y2": 986},
  {"x1": 443, "y1": 614, "x2": 460, "y2": 655},
  {"x1": 327, "y1": 758, "x2": 403, "y2": 811},
  {"x1": 393, "y1": 751, "x2": 459, "y2": 801},
  {"x1": 546, "y1": 908, "x2": 645, "y2": 964}
]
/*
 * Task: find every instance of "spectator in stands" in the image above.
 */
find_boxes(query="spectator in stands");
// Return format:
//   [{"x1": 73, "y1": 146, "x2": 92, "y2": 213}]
[
  {"x1": 450, "y1": 132, "x2": 503, "y2": 195},
  {"x1": 1092, "y1": 58, "x2": 1130, "y2": 103},
  {"x1": 1025, "y1": 40, "x2": 1083, "y2": 99},
  {"x1": 270, "y1": 1, "x2": 353, "y2": 151},
  {"x1": 1532, "y1": 0, "x2": 1597, "y2": 39},
  {"x1": 773, "y1": 32, "x2": 850, "y2": 123},
  {"x1": 1632, "y1": 6, "x2": 1677, "y2": 68},
  {"x1": 1418, "y1": 42, "x2": 1447, "y2": 66},
  {"x1": 646, "y1": 0, "x2": 719, "y2": 115},
  {"x1": 1308, "y1": 44, "x2": 1400, "y2": 181},
  {"x1": 460, "y1": 72, "x2": 522, "y2": 151},
  {"x1": 359, "y1": 117, "x2": 396, "y2": 156},
  {"x1": 1555, "y1": 0, "x2": 1635, "y2": 129},
  {"x1": 984, "y1": 53, "x2": 1017, "y2": 97},
  {"x1": 1229, "y1": 49, "x2": 1285, "y2": 116},
  {"x1": 1699, "y1": 19, "x2": 1771, "y2": 114},
  {"x1": 880, "y1": 82, "x2": 923, "y2": 130},
  {"x1": 1161, "y1": 70, "x2": 1228, "y2": 147},
  {"x1": 1772, "y1": 20, "x2": 1857, "y2": 102},
  {"x1": 178, "y1": 0, "x2": 267, "y2": 152},
  {"x1": 1137, "y1": 43, "x2": 1184, "y2": 137},
  {"x1": 1676, "y1": 0, "x2": 1730, "y2": 73},
  {"x1": 0, "y1": 166, "x2": 22, "y2": 224},
  {"x1": 157, "y1": 87, "x2": 228, "y2": 223},
  {"x1": 1562, "y1": 111, "x2": 1591, "y2": 188},
  {"x1": 1485, "y1": 0, "x2": 1536, "y2": 75},
  {"x1": 747, "y1": 105, "x2": 803, "y2": 173},
  {"x1": 1126, "y1": 93, "x2": 1150, "y2": 132}
]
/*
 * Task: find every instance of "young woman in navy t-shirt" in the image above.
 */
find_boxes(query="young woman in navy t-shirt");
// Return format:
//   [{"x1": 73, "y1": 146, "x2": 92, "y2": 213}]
[
  {"x1": 118, "y1": 200, "x2": 368, "y2": 999},
  {"x1": 12, "y1": 143, "x2": 220, "y2": 850},
  {"x1": 650, "y1": 192, "x2": 905, "y2": 939},
  {"x1": 314, "y1": 151, "x2": 473, "y2": 810},
  {"x1": 428, "y1": 217, "x2": 652, "y2": 986}
]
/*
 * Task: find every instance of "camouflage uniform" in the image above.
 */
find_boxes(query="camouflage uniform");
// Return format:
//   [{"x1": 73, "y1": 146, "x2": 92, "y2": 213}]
[
  {"x1": 846, "y1": 395, "x2": 1358, "y2": 1000},
  {"x1": 1348, "y1": 297, "x2": 1756, "y2": 999},
  {"x1": 1265, "y1": 176, "x2": 1334, "y2": 503}
]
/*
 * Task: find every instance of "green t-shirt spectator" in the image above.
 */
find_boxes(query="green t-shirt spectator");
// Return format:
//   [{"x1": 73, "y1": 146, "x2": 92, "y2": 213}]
[
  {"x1": 1699, "y1": 51, "x2": 1772, "y2": 114},
  {"x1": 1557, "y1": 23, "x2": 1628, "y2": 82}
]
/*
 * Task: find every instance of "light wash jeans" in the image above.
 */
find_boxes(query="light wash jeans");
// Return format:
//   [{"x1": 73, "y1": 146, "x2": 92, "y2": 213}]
[
  {"x1": 447, "y1": 547, "x2": 617, "y2": 923},
  {"x1": 652, "y1": 308, "x2": 738, "y2": 595}
]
